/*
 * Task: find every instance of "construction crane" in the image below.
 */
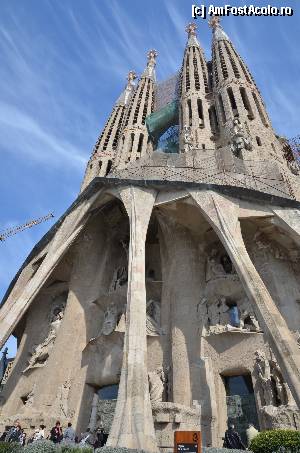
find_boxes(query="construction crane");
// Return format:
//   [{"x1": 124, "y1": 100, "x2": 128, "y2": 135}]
[{"x1": 0, "y1": 213, "x2": 54, "y2": 242}]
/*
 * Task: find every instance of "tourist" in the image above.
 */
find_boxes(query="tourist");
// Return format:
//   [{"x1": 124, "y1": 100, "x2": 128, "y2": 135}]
[
  {"x1": 80, "y1": 427, "x2": 94, "y2": 446},
  {"x1": 63, "y1": 422, "x2": 76, "y2": 443},
  {"x1": 223, "y1": 424, "x2": 246, "y2": 450},
  {"x1": 5, "y1": 421, "x2": 22, "y2": 443},
  {"x1": 246, "y1": 423, "x2": 259, "y2": 446},
  {"x1": 94, "y1": 428, "x2": 105, "y2": 449},
  {"x1": 20, "y1": 429, "x2": 26, "y2": 446},
  {"x1": 33, "y1": 424, "x2": 45, "y2": 442},
  {"x1": 50, "y1": 421, "x2": 63, "y2": 443}
]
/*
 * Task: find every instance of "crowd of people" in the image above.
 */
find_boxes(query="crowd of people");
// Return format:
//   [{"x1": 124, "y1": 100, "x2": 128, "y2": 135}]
[
  {"x1": 1, "y1": 419, "x2": 258, "y2": 450},
  {"x1": 0, "y1": 420, "x2": 107, "y2": 449}
]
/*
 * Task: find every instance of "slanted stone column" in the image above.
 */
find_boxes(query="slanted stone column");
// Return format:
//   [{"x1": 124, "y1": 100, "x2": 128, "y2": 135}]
[
  {"x1": 189, "y1": 189, "x2": 300, "y2": 408},
  {"x1": 0, "y1": 189, "x2": 102, "y2": 350},
  {"x1": 107, "y1": 186, "x2": 158, "y2": 452}
]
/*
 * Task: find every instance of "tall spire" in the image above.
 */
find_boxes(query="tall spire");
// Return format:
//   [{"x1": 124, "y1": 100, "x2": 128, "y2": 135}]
[
  {"x1": 113, "y1": 51, "x2": 157, "y2": 168},
  {"x1": 210, "y1": 16, "x2": 283, "y2": 162},
  {"x1": 80, "y1": 71, "x2": 136, "y2": 191},
  {"x1": 179, "y1": 22, "x2": 215, "y2": 151}
]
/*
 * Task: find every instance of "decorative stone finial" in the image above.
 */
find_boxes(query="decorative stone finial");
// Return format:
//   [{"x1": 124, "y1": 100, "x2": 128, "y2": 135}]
[
  {"x1": 147, "y1": 49, "x2": 158, "y2": 67},
  {"x1": 143, "y1": 49, "x2": 158, "y2": 79},
  {"x1": 127, "y1": 70, "x2": 137, "y2": 84},
  {"x1": 185, "y1": 22, "x2": 197, "y2": 37},
  {"x1": 208, "y1": 15, "x2": 221, "y2": 30}
]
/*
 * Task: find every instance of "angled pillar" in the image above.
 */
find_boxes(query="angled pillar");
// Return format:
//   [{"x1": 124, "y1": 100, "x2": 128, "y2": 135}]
[
  {"x1": 189, "y1": 189, "x2": 300, "y2": 408},
  {"x1": 107, "y1": 186, "x2": 158, "y2": 452},
  {"x1": 0, "y1": 189, "x2": 102, "y2": 350}
]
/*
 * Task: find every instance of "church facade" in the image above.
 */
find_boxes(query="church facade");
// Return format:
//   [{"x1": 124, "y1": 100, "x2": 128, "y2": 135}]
[{"x1": 1, "y1": 19, "x2": 300, "y2": 451}]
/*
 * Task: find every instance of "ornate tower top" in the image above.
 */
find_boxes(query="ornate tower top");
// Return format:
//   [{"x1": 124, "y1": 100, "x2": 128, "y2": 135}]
[
  {"x1": 209, "y1": 15, "x2": 230, "y2": 41},
  {"x1": 185, "y1": 22, "x2": 200, "y2": 47},
  {"x1": 185, "y1": 22, "x2": 197, "y2": 36},
  {"x1": 116, "y1": 70, "x2": 137, "y2": 105},
  {"x1": 127, "y1": 70, "x2": 137, "y2": 83},
  {"x1": 142, "y1": 49, "x2": 158, "y2": 80},
  {"x1": 208, "y1": 15, "x2": 220, "y2": 30}
]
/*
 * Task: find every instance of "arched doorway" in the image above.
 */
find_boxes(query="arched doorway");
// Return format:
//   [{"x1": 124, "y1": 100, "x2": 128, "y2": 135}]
[{"x1": 222, "y1": 373, "x2": 259, "y2": 444}]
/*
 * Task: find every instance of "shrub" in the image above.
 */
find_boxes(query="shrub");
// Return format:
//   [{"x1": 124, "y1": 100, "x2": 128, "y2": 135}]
[
  {"x1": 0, "y1": 442, "x2": 22, "y2": 453},
  {"x1": 23, "y1": 440, "x2": 58, "y2": 453},
  {"x1": 250, "y1": 429, "x2": 300, "y2": 453},
  {"x1": 60, "y1": 445, "x2": 93, "y2": 453},
  {"x1": 95, "y1": 448, "x2": 148, "y2": 453}
]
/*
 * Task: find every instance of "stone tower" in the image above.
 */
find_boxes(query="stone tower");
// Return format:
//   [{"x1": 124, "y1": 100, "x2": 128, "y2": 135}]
[
  {"x1": 179, "y1": 23, "x2": 214, "y2": 151},
  {"x1": 210, "y1": 16, "x2": 283, "y2": 161},
  {"x1": 81, "y1": 70, "x2": 137, "y2": 191},
  {"x1": 113, "y1": 50, "x2": 157, "y2": 168},
  {"x1": 1, "y1": 19, "x2": 300, "y2": 452}
]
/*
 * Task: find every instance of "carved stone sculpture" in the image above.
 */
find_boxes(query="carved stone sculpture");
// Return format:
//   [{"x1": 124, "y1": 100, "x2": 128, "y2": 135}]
[
  {"x1": 23, "y1": 301, "x2": 65, "y2": 373},
  {"x1": 255, "y1": 350, "x2": 275, "y2": 406},
  {"x1": 230, "y1": 118, "x2": 252, "y2": 158},
  {"x1": 206, "y1": 249, "x2": 236, "y2": 282},
  {"x1": 110, "y1": 267, "x2": 128, "y2": 292},
  {"x1": 100, "y1": 302, "x2": 120, "y2": 336},
  {"x1": 183, "y1": 125, "x2": 193, "y2": 153},
  {"x1": 238, "y1": 298, "x2": 260, "y2": 332},
  {"x1": 148, "y1": 368, "x2": 166, "y2": 403},
  {"x1": 146, "y1": 299, "x2": 162, "y2": 336},
  {"x1": 270, "y1": 353, "x2": 296, "y2": 406}
]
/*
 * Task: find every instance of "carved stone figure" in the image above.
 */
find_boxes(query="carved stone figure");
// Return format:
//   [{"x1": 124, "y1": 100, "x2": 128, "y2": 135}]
[
  {"x1": 206, "y1": 249, "x2": 227, "y2": 281},
  {"x1": 270, "y1": 353, "x2": 296, "y2": 406},
  {"x1": 238, "y1": 298, "x2": 260, "y2": 332},
  {"x1": 100, "y1": 302, "x2": 120, "y2": 336},
  {"x1": 183, "y1": 125, "x2": 193, "y2": 153},
  {"x1": 148, "y1": 367, "x2": 166, "y2": 403},
  {"x1": 23, "y1": 301, "x2": 65, "y2": 373},
  {"x1": 110, "y1": 267, "x2": 128, "y2": 292},
  {"x1": 230, "y1": 118, "x2": 252, "y2": 158},
  {"x1": 146, "y1": 299, "x2": 162, "y2": 336},
  {"x1": 206, "y1": 249, "x2": 236, "y2": 282},
  {"x1": 255, "y1": 350, "x2": 275, "y2": 406}
]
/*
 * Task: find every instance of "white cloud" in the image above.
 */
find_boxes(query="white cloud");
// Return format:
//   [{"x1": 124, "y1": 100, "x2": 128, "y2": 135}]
[{"x1": 0, "y1": 102, "x2": 86, "y2": 169}]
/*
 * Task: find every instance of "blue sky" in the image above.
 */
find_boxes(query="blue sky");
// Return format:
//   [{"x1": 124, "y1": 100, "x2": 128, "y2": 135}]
[{"x1": 1, "y1": 0, "x2": 300, "y2": 357}]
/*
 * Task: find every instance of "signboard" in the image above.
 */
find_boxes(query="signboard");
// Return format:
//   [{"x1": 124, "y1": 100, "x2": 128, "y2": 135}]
[{"x1": 174, "y1": 431, "x2": 201, "y2": 453}]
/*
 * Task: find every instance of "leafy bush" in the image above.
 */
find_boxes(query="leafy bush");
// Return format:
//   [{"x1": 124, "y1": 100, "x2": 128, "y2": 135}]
[
  {"x1": 23, "y1": 440, "x2": 58, "y2": 453},
  {"x1": 250, "y1": 429, "x2": 300, "y2": 453},
  {"x1": 60, "y1": 445, "x2": 93, "y2": 453},
  {"x1": 0, "y1": 442, "x2": 22, "y2": 453},
  {"x1": 95, "y1": 448, "x2": 148, "y2": 453}
]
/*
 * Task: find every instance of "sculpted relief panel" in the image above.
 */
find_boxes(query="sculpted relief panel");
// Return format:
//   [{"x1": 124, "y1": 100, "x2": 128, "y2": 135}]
[
  {"x1": 254, "y1": 349, "x2": 300, "y2": 430},
  {"x1": 23, "y1": 292, "x2": 67, "y2": 373},
  {"x1": 198, "y1": 296, "x2": 261, "y2": 336}
]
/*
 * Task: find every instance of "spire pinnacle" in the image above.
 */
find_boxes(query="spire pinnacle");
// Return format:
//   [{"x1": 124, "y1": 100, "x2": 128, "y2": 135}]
[
  {"x1": 142, "y1": 49, "x2": 158, "y2": 80},
  {"x1": 116, "y1": 70, "x2": 137, "y2": 105},
  {"x1": 209, "y1": 16, "x2": 230, "y2": 42},
  {"x1": 208, "y1": 15, "x2": 220, "y2": 30},
  {"x1": 185, "y1": 22, "x2": 200, "y2": 47}
]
